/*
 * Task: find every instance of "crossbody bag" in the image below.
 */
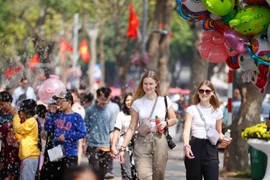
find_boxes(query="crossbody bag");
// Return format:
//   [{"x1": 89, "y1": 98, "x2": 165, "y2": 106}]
[
  {"x1": 137, "y1": 97, "x2": 158, "y2": 136},
  {"x1": 195, "y1": 105, "x2": 219, "y2": 145}
]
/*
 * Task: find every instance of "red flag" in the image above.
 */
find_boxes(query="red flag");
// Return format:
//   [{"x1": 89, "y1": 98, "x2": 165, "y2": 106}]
[
  {"x1": 5, "y1": 68, "x2": 14, "y2": 79},
  {"x1": 29, "y1": 54, "x2": 40, "y2": 70},
  {"x1": 59, "y1": 39, "x2": 73, "y2": 53},
  {"x1": 126, "y1": 4, "x2": 140, "y2": 39},
  {"x1": 59, "y1": 39, "x2": 73, "y2": 61},
  {"x1": 79, "y1": 38, "x2": 90, "y2": 63}
]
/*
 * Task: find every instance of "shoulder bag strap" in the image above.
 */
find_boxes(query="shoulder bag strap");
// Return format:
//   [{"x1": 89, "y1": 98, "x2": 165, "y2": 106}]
[
  {"x1": 195, "y1": 105, "x2": 208, "y2": 129},
  {"x1": 164, "y1": 96, "x2": 169, "y2": 135},
  {"x1": 149, "y1": 96, "x2": 159, "y2": 119}
]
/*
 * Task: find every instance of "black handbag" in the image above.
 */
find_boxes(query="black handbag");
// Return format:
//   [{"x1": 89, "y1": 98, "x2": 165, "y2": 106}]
[{"x1": 164, "y1": 96, "x2": 176, "y2": 149}]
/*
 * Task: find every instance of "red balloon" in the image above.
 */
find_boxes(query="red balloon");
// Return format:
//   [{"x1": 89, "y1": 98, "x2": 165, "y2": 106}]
[{"x1": 226, "y1": 55, "x2": 240, "y2": 70}]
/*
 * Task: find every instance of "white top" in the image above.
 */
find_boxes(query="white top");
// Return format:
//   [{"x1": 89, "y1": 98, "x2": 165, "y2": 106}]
[
  {"x1": 12, "y1": 86, "x2": 37, "y2": 107},
  {"x1": 186, "y1": 104, "x2": 223, "y2": 139},
  {"x1": 115, "y1": 111, "x2": 131, "y2": 151},
  {"x1": 131, "y1": 96, "x2": 172, "y2": 131},
  {"x1": 107, "y1": 101, "x2": 120, "y2": 124}
]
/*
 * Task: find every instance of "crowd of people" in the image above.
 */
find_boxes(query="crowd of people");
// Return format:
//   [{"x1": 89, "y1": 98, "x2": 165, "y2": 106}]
[{"x1": 0, "y1": 72, "x2": 235, "y2": 180}]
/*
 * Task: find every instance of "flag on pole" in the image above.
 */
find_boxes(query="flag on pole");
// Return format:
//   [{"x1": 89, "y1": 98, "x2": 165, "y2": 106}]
[
  {"x1": 29, "y1": 54, "x2": 40, "y2": 70},
  {"x1": 79, "y1": 38, "x2": 90, "y2": 63},
  {"x1": 59, "y1": 39, "x2": 73, "y2": 61},
  {"x1": 126, "y1": 3, "x2": 140, "y2": 39}
]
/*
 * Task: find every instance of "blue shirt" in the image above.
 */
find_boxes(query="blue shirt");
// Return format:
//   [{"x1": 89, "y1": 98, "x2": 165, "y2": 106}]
[
  {"x1": 44, "y1": 112, "x2": 86, "y2": 156},
  {"x1": 85, "y1": 104, "x2": 114, "y2": 148}
]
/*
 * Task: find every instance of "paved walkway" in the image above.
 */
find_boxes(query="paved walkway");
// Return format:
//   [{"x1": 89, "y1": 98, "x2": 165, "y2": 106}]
[{"x1": 83, "y1": 126, "x2": 251, "y2": 180}]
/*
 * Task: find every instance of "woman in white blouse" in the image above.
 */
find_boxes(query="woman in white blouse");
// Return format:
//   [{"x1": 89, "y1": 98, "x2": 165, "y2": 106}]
[
  {"x1": 118, "y1": 71, "x2": 176, "y2": 180},
  {"x1": 111, "y1": 93, "x2": 136, "y2": 180},
  {"x1": 183, "y1": 80, "x2": 232, "y2": 180}
]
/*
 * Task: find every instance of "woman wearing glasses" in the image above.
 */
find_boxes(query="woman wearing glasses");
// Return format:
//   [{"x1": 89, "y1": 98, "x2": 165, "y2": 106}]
[{"x1": 183, "y1": 80, "x2": 232, "y2": 180}]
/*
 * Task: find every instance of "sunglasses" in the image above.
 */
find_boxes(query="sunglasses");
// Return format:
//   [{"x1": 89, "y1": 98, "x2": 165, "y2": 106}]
[{"x1": 198, "y1": 89, "x2": 212, "y2": 95}]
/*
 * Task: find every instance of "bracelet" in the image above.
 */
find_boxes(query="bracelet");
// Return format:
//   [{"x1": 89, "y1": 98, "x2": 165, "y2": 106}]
[
  {"x1": 119, "y1": 146, "x2": 126, "y2": 152},
  {"x1": 183, "y1": 144, "x2": 191, "y2": 150}
]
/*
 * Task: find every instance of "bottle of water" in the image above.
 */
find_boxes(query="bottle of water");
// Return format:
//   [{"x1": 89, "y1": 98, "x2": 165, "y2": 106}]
[{"x1": 221, "y1": 129, "x2": 231, "y2": 148}]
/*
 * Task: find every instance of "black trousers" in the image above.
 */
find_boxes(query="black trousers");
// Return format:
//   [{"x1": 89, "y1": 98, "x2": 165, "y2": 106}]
[
  {"x1": 184, "y1": 137, "x2": 219, "y2": 180},
  {"x1": 87, "y1": 146, "x2": 111, "y2": 180}
]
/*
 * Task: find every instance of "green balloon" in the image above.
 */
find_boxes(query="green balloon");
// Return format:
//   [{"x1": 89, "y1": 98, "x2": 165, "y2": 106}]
[
  {"x1": 202, "y1": 0, "x2": 235, "y2": 16},
  {"x1": 229, "y1": 6, "x2": 270, "y2": 35}
]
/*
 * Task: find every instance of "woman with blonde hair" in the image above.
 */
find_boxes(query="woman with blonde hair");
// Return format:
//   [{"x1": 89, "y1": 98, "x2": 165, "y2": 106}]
[
  {"x1": 183, "y1": 80, "x2": 232, "y2": 180},
  {"x1": 119, "y1": 71, "x2": 176, "y2": 180}
]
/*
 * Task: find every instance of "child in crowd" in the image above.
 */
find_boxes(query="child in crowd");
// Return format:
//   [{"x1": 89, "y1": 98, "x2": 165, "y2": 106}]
[{"x1": 13, "y1": 99, "x2": 40, "y2": 180}]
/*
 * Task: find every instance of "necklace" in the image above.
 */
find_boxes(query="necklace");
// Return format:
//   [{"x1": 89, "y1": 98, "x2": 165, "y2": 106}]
[
  {"x1": 199, "y1": 103, "x2": 211, "y2": 108},
  {"x1": 145, "y1": 93, "x2": 157, "y2": 100}
]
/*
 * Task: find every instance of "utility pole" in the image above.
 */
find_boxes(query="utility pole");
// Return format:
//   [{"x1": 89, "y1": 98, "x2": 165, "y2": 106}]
[
  {"x1": 141, "y1": 0, "x2": 148, "y2": 55},
  {"x1": 71, "y1": 13, "x2": 81, "y2": 89},
  {"x1": 72, "y1": 13, "x2": 80, "y2": 68}
]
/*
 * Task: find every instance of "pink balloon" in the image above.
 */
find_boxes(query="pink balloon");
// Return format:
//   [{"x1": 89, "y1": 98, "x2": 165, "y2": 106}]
[
  {"x1": 202, "y1": 31, "x2": 214, "y2": 41},
  {"x1": 208, "y1": 45, "x2": 228, "y2": 63},
  {"x1": 199, "y1": 39, "x2": 214, "y2": 59},
  {"x1": 38, "y1": 75, "x2": 66, "y2": 104},
  {"x1": 224, "y1": 28, "x2": 248, "y2": 53},
  {"x1": 212, "y1": 32, "x2": 225, "y2": 45}
]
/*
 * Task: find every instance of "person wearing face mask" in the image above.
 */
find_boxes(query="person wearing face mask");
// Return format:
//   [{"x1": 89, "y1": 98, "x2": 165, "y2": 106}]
[
  {"x1": 119, "y1": 71, "x2": 176, "y2": 180},
  {"x1": 183, "y1": 80, "x2": 232, "y2": 180},
  {"x1": 111, "y1": 93, "x2": 136, "y2": 180},
  {"x1": 83, "y1": 87, "x2": 114, "y2": 180},
  {"x1": 43, "y1": 91, "x2": 86, "y2": 179}
]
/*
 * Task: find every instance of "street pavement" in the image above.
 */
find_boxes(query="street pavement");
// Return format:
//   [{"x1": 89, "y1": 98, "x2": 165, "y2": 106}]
[{"x1": 83, "y1": 125, "x2": 251, "y2": 180}]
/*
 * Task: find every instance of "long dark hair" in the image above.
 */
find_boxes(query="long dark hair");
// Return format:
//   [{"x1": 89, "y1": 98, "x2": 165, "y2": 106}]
[{"x1": 122, "y1": 93, "x2": 133, "y2": 115}]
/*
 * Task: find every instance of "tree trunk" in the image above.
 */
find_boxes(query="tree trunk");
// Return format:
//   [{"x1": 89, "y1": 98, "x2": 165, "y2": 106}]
[
  {"x1": 189, "y1": 22, "x2": 208, "y2": 104},
  {"x1": 223, "y1": 83, "x2": 264, "y2": 171},
  {"x1": 147, "y1": 0, "x2": 173, "y2": 94}
]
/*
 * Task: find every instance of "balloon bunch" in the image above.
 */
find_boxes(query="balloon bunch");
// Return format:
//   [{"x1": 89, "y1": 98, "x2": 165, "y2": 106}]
[{"x1": 176, "y1": 0, "x2": 270, "y2": 93}]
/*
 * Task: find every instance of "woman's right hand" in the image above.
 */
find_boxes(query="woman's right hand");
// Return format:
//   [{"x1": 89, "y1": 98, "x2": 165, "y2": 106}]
[
  {"x1": 184, "y1": 144, "x2": 195, "y2": 159},
  {"x1": 119, "y1": 151, "x2": 125, "y2": 164}
]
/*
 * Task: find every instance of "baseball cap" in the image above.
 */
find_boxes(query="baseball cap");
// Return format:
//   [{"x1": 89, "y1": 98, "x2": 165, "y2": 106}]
[{"x1": 52, "y1": 91, "x2": 74, "y2": 105}]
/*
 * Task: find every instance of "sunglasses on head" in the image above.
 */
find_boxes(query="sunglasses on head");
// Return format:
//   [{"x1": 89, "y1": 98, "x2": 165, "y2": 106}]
[{"x1": 198, "y1": 89, "x2": 211, "y2": 95}]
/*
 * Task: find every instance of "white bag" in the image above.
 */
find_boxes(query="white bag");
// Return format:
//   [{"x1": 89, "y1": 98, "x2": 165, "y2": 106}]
[
  {"x1": 48, "y1": 145, "x2": 65, "y2": 162},
  {"x1": 206, "y1": 125, "x2": 220, "y2": 145},
  {"x1": 196, "y1": 105, "x2": 220, "y2": 145}
]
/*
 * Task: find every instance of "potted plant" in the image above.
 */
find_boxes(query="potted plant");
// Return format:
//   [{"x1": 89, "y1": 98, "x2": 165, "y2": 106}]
[{"x1": 242, "y1": 123, "x2": 270, "y2": 180}]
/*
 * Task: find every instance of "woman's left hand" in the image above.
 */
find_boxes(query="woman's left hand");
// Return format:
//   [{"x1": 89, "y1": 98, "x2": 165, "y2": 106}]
[
  {"x1": 157, "y1": 121, "x2": 167, "y2": 130},
  {"x1": 223, "y1": 137, "x2": 233, "y2": 146}
]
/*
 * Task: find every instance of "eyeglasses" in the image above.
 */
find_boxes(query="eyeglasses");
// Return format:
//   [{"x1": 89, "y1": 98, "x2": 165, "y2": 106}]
[{"x1": 198, "y1": 89, "x2": 212, "y2": 95}]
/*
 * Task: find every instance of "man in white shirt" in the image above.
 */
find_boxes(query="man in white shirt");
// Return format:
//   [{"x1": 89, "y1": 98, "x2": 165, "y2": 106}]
[{"x1": 12, "y1": 77, "x2": 37, "y2": 107}]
